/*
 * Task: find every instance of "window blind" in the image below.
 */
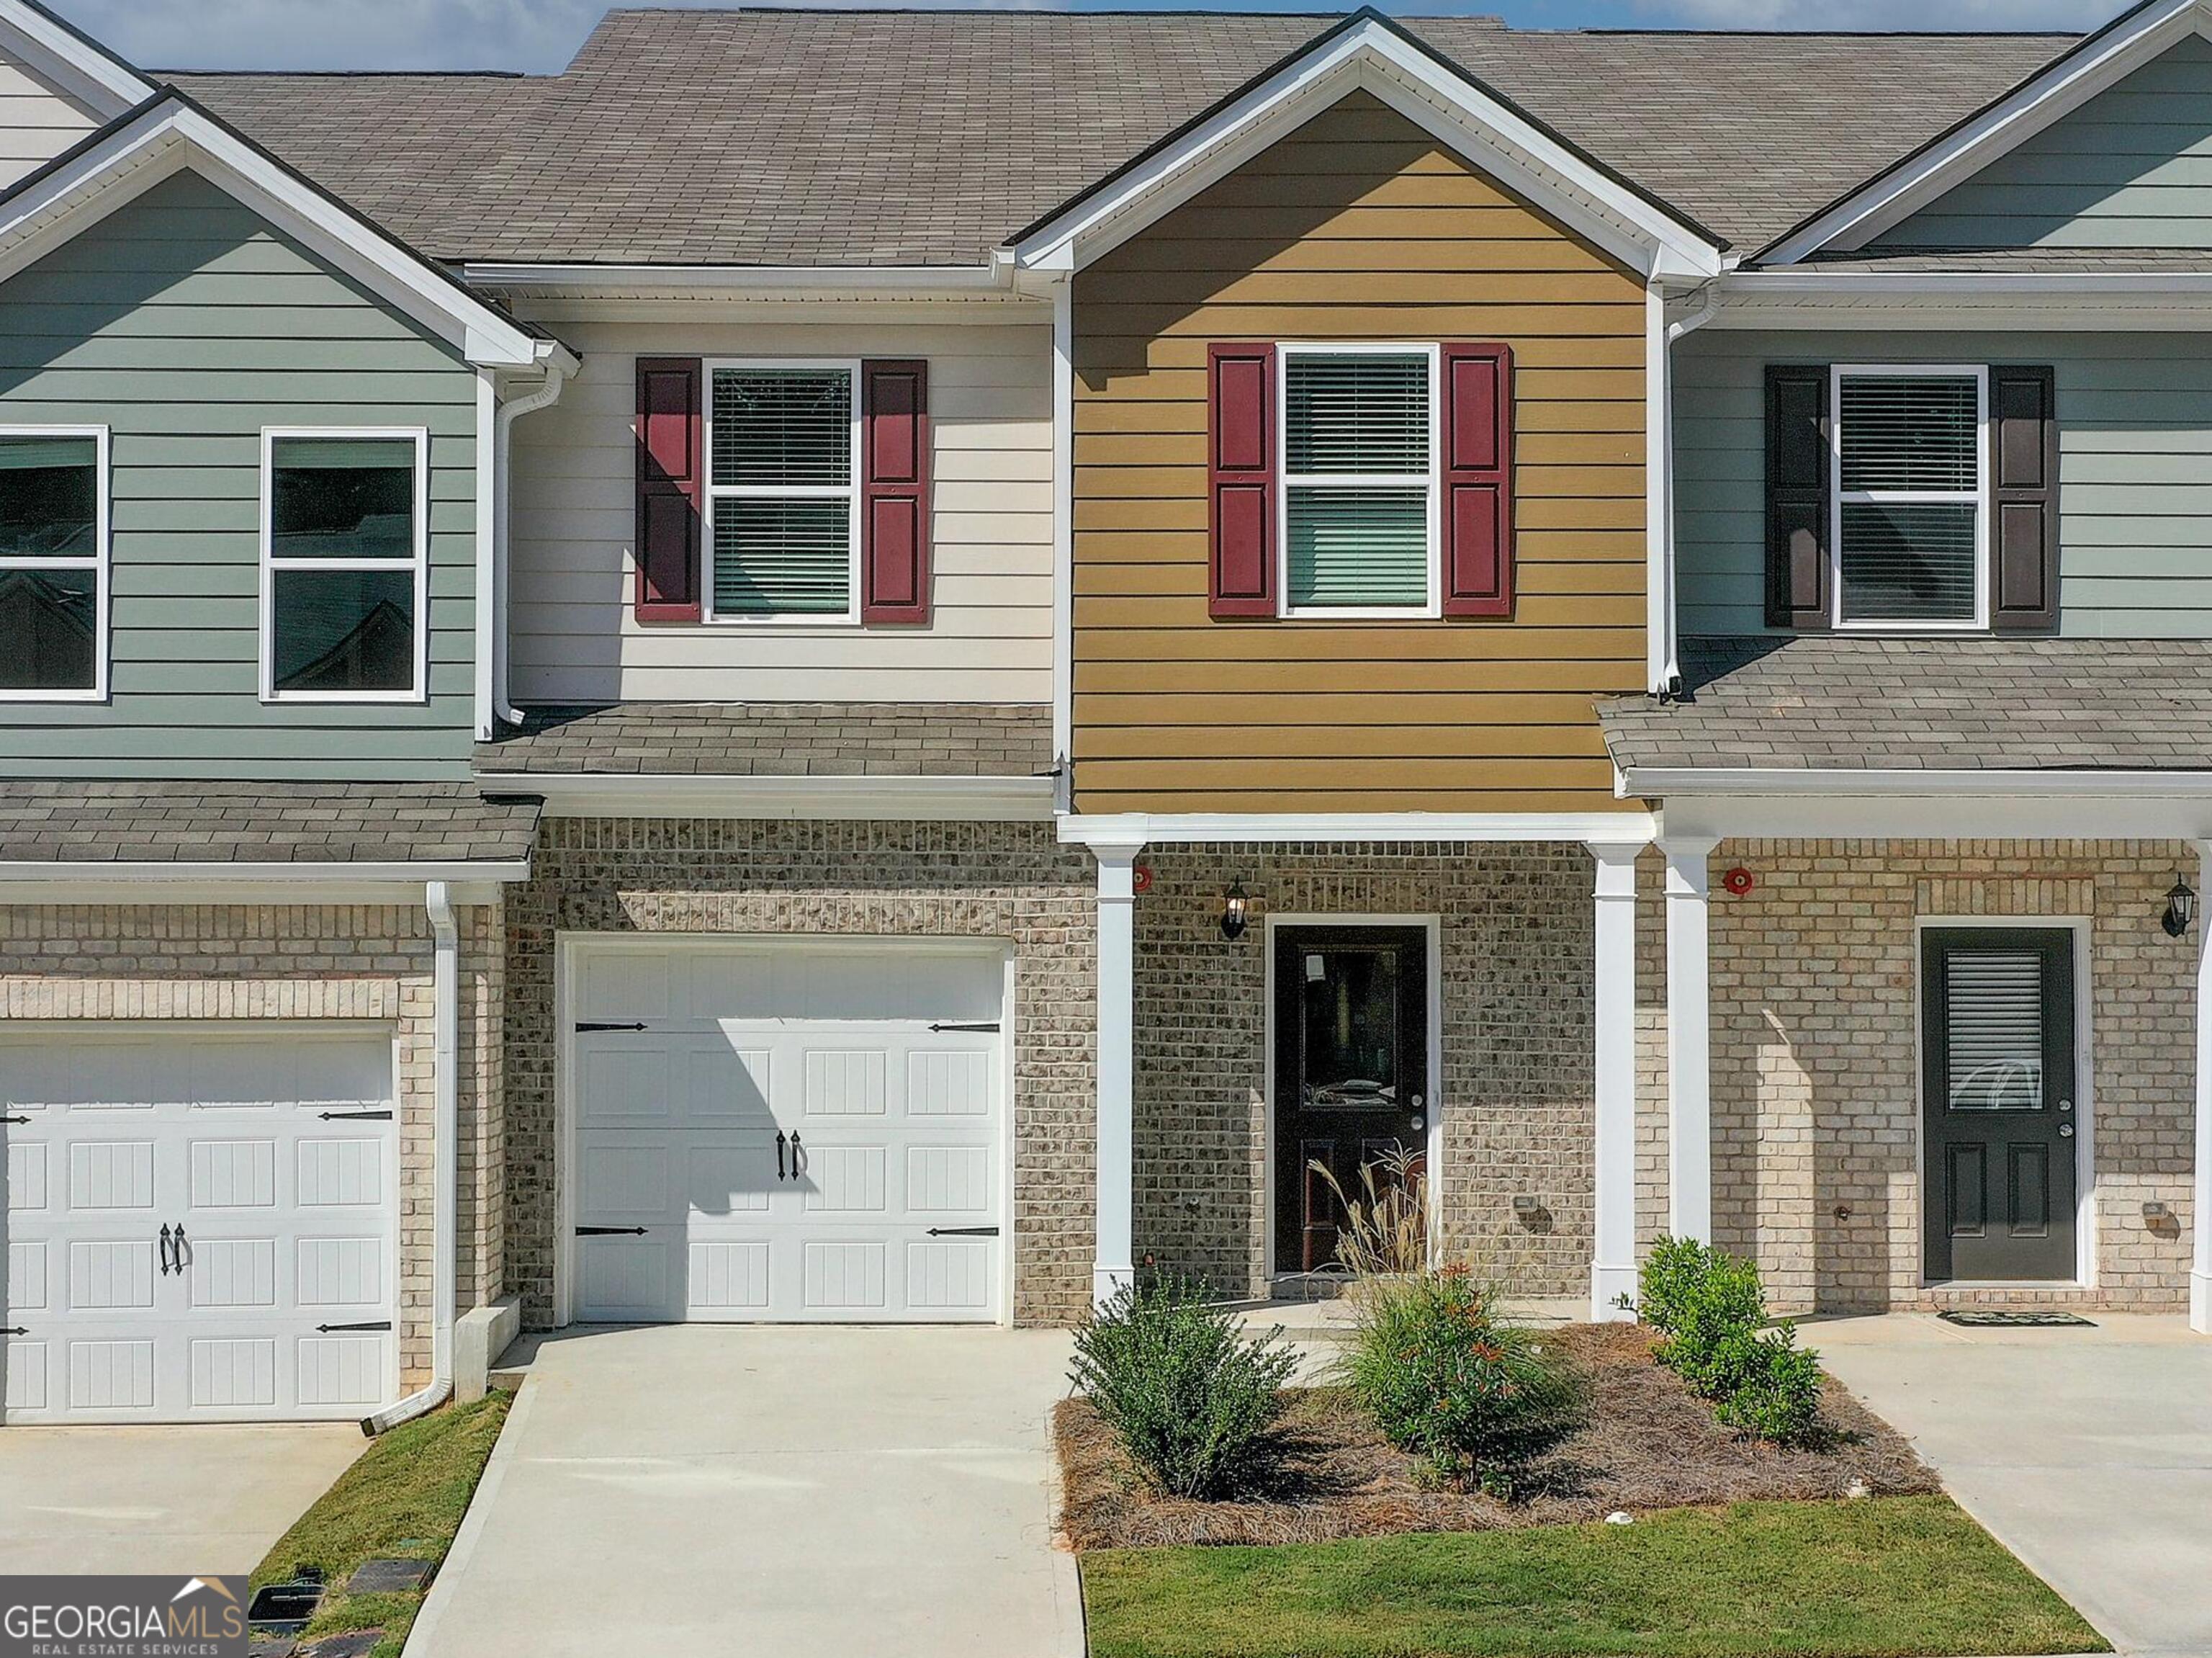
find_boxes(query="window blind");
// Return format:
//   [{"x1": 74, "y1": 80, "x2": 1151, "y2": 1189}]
[
  {"x1": 712, "y1": 368, "x2": 851, "y2": 488},
  {"x1": 1839, "y1": 376, "x2": 1977, "y2": 492},
  {"x1": 1836, "y1": 371, "x2": 1982, "y2": 626},
  {"x1": 714, "y1": 498, "x2": 852, "y2": 616},
  {"x1": 1945, "y1": 951, "x2": 2044, "y2": 1112},
  {"x1": 1283, "y1": 351, "x2": 1432, "y2": 609},
  {"x1": 1838, "y1": 502, "x2": 1979, "y2": 623}
]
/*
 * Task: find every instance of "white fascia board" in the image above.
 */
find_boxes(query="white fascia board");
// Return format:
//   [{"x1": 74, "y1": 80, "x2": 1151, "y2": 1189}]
[
  {"x1": 0, "y1": 1, "x2": 153, "y2": 116},
  {"x1": 1625, "y1": 766, "x2": 2212, "y2": 799},
  {"x1": 0, "y1": 104, "x2": 539, "y2": 367},
  {"x1": 1765, "y1": 0, "x2": 2208, "y2": 263},
  {"x1": 501, "y1": 772, "x2": 1057, "y2": 822},
  {"x1": 0, "y1": 861, "x2": 531, "y2": 889},
  {"x1": 1007, "y1": 19, "x2": 1722, "y2": 282},
  {"x1": 459, "y1": 262, "x2": 1010, "y2": 297},
  {"x1": 1706, "y1": 269, "x2": 2212, "y2": 332},
  {"x1": 1057, "y1": 811, "x2": 1658, "y2": 847},
  {"x1": 1660, "y1": 791, "x2": 2212, "y2": 843}
]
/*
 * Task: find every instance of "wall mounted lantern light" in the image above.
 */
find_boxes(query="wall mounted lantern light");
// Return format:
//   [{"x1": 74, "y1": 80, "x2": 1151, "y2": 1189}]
[
  {"x1": 2162, "y1": 872, "x2": 2198, "y2": 938},
  {"x1": 1220, "y1": 880, "x2": 1251, "y2": 941}
]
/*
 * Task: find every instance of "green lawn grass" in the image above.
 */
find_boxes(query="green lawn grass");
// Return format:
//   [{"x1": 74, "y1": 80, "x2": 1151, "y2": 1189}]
[
  {"x1": 251, "y1": 1391, "x2": 511, "y2": 1658},
  {"x1": 1081, "y1": 1495, "x2": 2108, "y2": 1658}
]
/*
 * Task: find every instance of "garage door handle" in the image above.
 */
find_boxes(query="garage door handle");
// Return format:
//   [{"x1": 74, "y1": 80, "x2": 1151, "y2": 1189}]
[
  {"x1": 926, "y1": 1227, "x2": 999, "y2": 1237},
  {"x1": 1, "y1": 1113, "x2": 25, "y2": 1124},
  {"x1": 315, "y1": 1320, "x2": 392, "y2": 1333},
  {"x1": 158, "y1": 1223, "x2": 175, "y2": 1276},
  {"x1": 320, "y1": 1109, "x2": 394, "y2": 1121},
  {"x1": 928, "y1": 1022, "x2": 999, "y2": 1034},
  {"x1": 775, "y1": 1129, "x2": 786, "y2": 1180},
  {"x1": 1, "y1": 1327, "x2": 22, "y2": 1336},
  {"x1": 576, "y1": 1021, "x2": 649, "y2": 1033},
  {"x1": 575, "y1": 1225, "x2": 649, "y2": 1236}
]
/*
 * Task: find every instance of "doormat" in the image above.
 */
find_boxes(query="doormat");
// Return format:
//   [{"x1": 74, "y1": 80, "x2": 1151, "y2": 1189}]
[{"x1": 1937, "y1": 1309, "x2": 2096, "y2": 1328}]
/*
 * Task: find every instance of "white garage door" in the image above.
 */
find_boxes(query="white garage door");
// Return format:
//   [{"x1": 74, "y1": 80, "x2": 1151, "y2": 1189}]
[
  {"x1": 570, "y1": 941, "x2": 1006, "y2": 1324},
  {"x1": 2, "y1": 1026, "x2": 397, "y2": 1424}
]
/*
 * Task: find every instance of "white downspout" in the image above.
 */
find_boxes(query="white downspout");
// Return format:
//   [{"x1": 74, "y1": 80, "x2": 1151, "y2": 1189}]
[
  {"x1": 362, "y1": 880, "x2": 461, "y2": 1435},
  {"x1": 1650, "y1": 280, "x2": 1719, "y2": 693},
  {"x1": 492, "y1": 360, "x2": 570, "y2": 727}
]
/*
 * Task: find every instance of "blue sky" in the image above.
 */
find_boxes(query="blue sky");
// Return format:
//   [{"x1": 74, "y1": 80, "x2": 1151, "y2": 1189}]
[{"x1": 50, "y1": 0, "x2": 2131, "y2": 76}]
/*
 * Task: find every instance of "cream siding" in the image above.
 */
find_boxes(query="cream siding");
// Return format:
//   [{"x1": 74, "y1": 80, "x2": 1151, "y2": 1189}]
[
  {"x1": 0, "y1": 52, "x2": 96, "y2": 189},
  {"x1": 504, "y1": 313, "x2": 1055, "y2": 707}
]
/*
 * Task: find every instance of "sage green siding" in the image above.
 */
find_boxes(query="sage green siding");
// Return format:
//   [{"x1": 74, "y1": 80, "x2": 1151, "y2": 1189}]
[
  {"x1": 1675, "y1": 329, "x2": 2212, "y2": 637},
  {"x1": 0, "y1": 171, "x2": 480, "y2": 779},
  {"x1": 1887, "y1": 35, "x2": 2212, "y2": 249}
]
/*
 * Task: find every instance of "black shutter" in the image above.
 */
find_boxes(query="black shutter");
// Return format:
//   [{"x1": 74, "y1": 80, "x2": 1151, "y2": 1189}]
[
  {"x1": 1765, "y1": 364, "x2": 1831, "y2": 631},
  {"x1": 1990, "y1": 364, "x2": 2059, "y2": 634}
]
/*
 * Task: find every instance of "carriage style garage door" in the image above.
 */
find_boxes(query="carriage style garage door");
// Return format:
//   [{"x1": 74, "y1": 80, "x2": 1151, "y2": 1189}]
[
  {"x1": 568, "y1": 940, "x2": 1007, "y2": 1325},
  {"x1": 2, "y1": 1026, "x2": 398, "y2": 1424}
]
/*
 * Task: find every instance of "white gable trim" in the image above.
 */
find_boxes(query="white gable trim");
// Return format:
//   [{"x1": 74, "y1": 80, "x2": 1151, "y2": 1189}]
[
  {"x1": 1006, "y1": 16, "x2": 1723, "y2": 282},
  {"x1": 0, "y1": 0, "x2": 153, "y2": 118},
  {"x1": 1765, "y1": 0, "x2": 2212, "y2": 264},
  {"x1": 0, "y1": 97, "x2": 541, "y2": 367}
]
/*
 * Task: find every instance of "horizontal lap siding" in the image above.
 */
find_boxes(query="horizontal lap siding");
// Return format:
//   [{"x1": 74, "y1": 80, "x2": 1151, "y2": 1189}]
[
  {"x1": 1071, "y1": 92, "x2": 1647, "y2": 815},
  {"x1": 505, "y1": 315, "x2": 1053, "y2": 705},
  {"x1": 1674, "y1": 329, "x2": 2212, "y2": 637},
  {"x1": 1888, "y1": 35, "x2": 2212, "y2": 248},
  {"x1": 0, "y1": 171, "x2": 480, "y2": 777},
  {"x1": 0, "y1": 55, "x2": 96, "y2": 189}
]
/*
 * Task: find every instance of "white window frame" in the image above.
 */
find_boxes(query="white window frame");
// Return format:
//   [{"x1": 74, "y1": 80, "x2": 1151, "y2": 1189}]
[
  {"x1": 701, "y1": 357, "x2": 863, "y2": 627},
  {"x1": 0, "y1": 422, "x2": 109, "y2": 704},
  {"x1": 259, "y1": 426, "x2": 430, "y2": 705},
  {"x1": 1829, "y1": 364, "x2": 1990, "y2": 634},
  {"x1": 1277, "y1": 341, "x2": 1442, "y2": 620}
]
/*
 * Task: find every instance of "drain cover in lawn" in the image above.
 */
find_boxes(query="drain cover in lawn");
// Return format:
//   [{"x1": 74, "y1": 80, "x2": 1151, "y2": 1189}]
[
  {"x1": 1938, "y1": 1309, "x2": 2096, "y2": 1327},
  {"x1": 346, "y1": 1558, "x2": 435, "y2": 1595}
]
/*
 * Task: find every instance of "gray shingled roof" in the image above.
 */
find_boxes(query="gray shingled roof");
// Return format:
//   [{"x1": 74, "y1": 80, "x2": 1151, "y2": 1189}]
[
  {"x1": 1598, "y1": 637, "x2": 2212, "y2": 777},
  {"x1": 1799, "y1": 246, "x2": 2212, "y2": 272},
  {"x1": 0, "y1": 782, "x2": 542, "y2": 864},
  {"x1": 167, "y1": 12, "x2": 2072, "y2": 267},
  {"x1": 477, "y1": 703, "x2": 1055, "y2": 777}
]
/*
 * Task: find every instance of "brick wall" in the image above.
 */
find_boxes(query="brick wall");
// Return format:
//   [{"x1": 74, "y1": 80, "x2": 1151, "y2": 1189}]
[
  {"x1": 0, "y1": 900, "x2": 505, "y2": 1389},
  {"x1": 1130, "y1": 843, "x2": 1599, "y2": 1301},
  {"x1": 1640, "y1": 841, "x2": 2198, "y2": 1314},
  {"x1": 500, "y1": 818, "x2": 1099, "y2": 1328}
]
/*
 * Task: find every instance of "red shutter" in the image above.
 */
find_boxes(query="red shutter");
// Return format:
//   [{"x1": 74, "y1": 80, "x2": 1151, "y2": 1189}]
[
  {"x1": 1440, "y1": 342, "x2": 1515, "y2": 619},
  {"x1": 634, "y1": 357, "x2": 702, "y2": 623},
  {"x1": 1208, "y1": 342, "x2": 1277, "y2": 619},
  {"x1": 862, "y1": 359, "x2": 931, "y2": 625}
]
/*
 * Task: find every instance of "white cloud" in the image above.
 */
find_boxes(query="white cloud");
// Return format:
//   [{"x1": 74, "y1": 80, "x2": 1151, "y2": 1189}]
[{"x1": 1647, "y1": 0, "x2": 2126, "y2": 27}]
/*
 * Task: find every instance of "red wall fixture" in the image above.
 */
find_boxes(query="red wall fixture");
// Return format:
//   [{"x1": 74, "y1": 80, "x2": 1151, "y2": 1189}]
[
  {"x1": 1722, "y1": 867, "x2": 1755, "y2": 897},
  {"x1": 1132, "y1": 864, "x2": 1154, "y2": 895}
]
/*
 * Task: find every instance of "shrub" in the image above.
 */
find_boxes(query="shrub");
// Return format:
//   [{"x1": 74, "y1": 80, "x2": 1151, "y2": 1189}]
[
  {"x1": 1069, "y1": 1273, "x2": 1297, "y2": 1500},
  {"x1": 1341, "y1": 1267, "x2": 1581, "y2": 1486},
  {"x1": 1635, "y1": 1236, "x2": 1825, "y2": 1446}
]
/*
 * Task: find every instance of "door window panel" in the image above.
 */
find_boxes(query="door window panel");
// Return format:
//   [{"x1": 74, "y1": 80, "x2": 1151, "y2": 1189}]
[{"x1": 1297, "y1": 948, "x2": 1402, "y2": 1110}]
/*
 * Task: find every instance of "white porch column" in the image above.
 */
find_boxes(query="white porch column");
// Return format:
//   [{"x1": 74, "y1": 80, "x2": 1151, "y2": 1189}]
[
  {"x1": 2194, "y1": 841, "x2": 2212, "y2": 1334},
  {"x1": 1092, "y1": 840, "x2": 1144, "y2": 1307},
  {"x1": 1664, "y1": 835, "x2": 1717, "y2": 1244},
  {"x1": 1590, "y1": 843, "x2": 1642, "y2": 1320}
]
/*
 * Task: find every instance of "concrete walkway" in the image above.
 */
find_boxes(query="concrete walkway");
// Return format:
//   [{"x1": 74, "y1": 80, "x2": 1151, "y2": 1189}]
[
  {"x1": 408, "y1": 1325, "x2": 1083, "y2": 1658},
  {"x1": 0, "y1": 1422, "x2": 363, "y2": 1576},
  {"x1": 1813, "y1": 1312, "x2": 2212, "y2": 1658}
]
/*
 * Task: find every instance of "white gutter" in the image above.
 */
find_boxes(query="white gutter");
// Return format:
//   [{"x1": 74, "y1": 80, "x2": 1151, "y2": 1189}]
[
  {"x1": 460, "y1": 263, "x2": 1011, "y2": 295},
  {"x1": 0, "y1": 859, "x2": 532, "y2": 884},
  {"x1": 493, "y1": 359, "x2": 572, "y2": 727},
  {"x1": 363, "y1": 879, "x2": 460, "y2": 1435},
  {"x1": 1622, "y1": 766, "x2": 2212, "y2": 799}
]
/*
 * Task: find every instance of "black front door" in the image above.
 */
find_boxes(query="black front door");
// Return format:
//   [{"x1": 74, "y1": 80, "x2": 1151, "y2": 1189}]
[
  {"x1": 1922, "y1": 928, "x2": 2078, "y2": 1283},
  {"x1": 1272, "y1": 926, "x2": 1429, "y2": 1275}
]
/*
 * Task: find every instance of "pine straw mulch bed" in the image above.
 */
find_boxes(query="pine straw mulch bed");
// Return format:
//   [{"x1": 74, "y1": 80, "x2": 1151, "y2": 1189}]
[{"x1": 1054, "y1": 1322, "x2": 1941, "y2": 1551}]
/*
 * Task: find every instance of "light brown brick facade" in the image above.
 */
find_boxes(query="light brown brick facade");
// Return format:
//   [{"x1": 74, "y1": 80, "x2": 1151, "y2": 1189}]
[
  {"x1": 499, "y1": 817, "x2": 1099, "y2": 1329},
  {"x1": 1632, "y1": 841, "x2": 2198, "y2": 1314},
  {"x1": 0, "y1": 900, "x2": 507, "y2": 1389},
  {"x1": 1130, "y1": 843, "x2": 1601, "y2": 1301}
]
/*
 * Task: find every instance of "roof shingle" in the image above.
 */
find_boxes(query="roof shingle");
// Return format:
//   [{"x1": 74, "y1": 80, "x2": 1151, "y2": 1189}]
[
  {"x1": 476, "y1": 702, "x2": 1055, "y2": 777},
  {"x1": 0, "y1": 782, "x2": 543, "y2": 864},
  {"x1": 168, "y1": 12, "x2": 2073, "y2": 267}
]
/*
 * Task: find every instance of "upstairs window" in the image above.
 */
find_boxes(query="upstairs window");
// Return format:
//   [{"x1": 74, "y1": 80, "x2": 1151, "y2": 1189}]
[
  {"x1": 1281, "y1": 346, "x2": 1438, "y2": 615},
  {"x1": 706, "y1": 362, "x2": 859, "y2": 622},
  {"x1": 1833, "y1": 367, "x2": 1987, "y2": 629},
  {"x1": 0, "y1": 428, "x2": 105, "y2": 699},
  {"x1": 262, "y1": 430, "x2": 426, "y2": 701}
]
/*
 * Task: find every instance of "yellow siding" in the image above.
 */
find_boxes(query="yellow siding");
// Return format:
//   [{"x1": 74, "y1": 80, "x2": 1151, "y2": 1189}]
[{"x1": 1071, "y1": 91, "x2": 1648, "y2": 815}]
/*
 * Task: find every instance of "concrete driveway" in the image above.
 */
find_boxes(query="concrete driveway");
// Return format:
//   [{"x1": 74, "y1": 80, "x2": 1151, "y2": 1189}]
[
  {"x1": 0, "y1": 1423, "x2": 364, "y2": 1576},
  {"x1": 1815, "y1": 1312, "x2": 2212, "y2": 1658},
  {"x1": 408, "y1": 1325, "x2": 1083, "y2": 1658}
]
